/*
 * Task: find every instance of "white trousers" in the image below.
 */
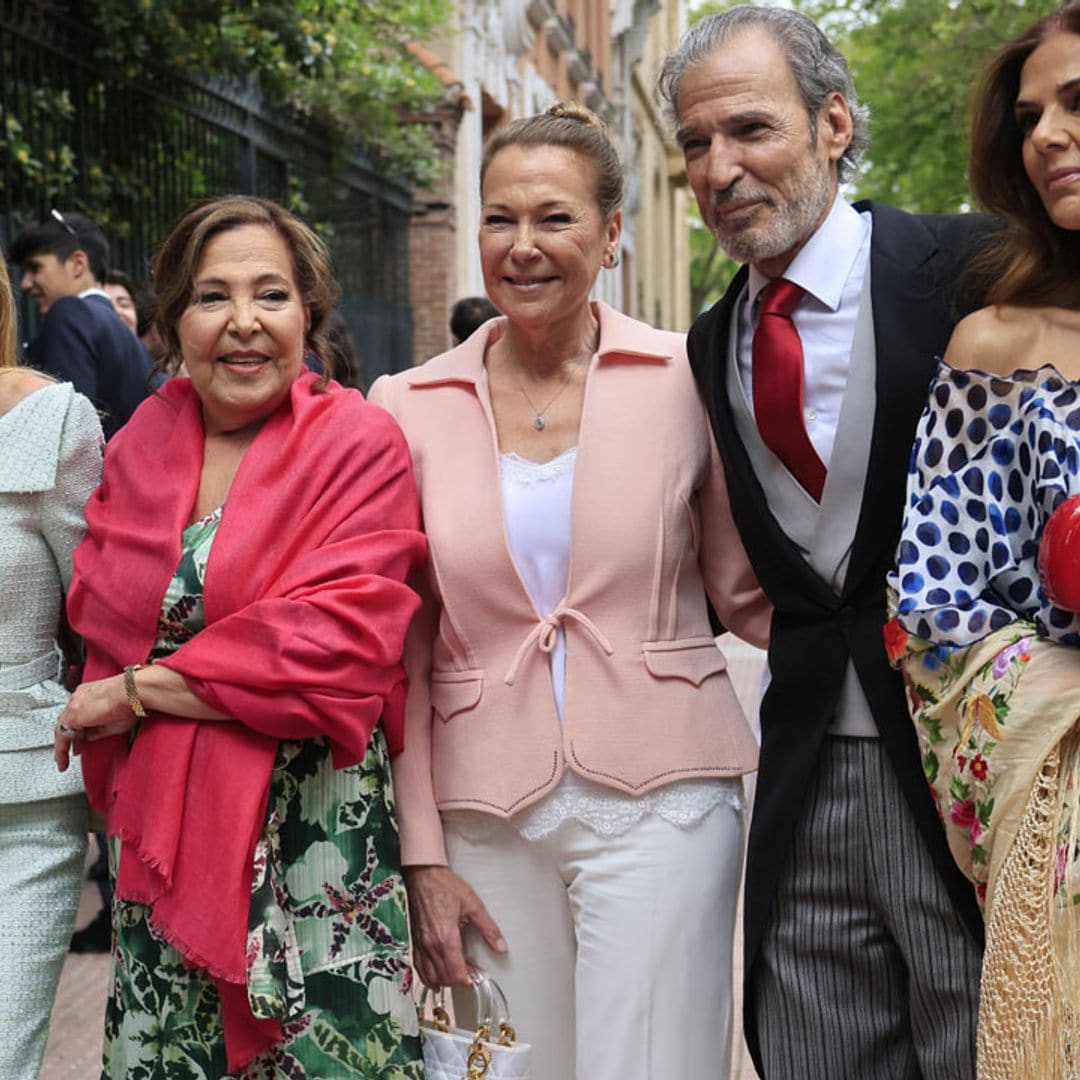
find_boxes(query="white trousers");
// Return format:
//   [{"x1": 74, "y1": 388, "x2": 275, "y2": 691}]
[
  {"x1": 444, "y1": 801, "x2": 744, "y2": 1080},
  {"x1": 0, "y1": 795, "x2": 88, "y2": 1080}
]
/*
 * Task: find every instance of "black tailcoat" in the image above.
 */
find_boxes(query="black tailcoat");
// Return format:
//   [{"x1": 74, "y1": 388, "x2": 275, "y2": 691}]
[{"x1": 688, "y1": 201, "x2": 992, "y2": 1070}]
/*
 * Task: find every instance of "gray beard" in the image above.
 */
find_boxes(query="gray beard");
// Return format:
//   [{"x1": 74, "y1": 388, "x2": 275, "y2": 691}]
[{"x1": 711, "y1": 167, "x2": 833, "y2": 268}]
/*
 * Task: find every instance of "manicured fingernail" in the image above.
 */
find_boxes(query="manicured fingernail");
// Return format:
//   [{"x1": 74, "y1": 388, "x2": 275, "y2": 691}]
[{"x1": 495, "y1": 937, "x2": 507, "y2": 952}]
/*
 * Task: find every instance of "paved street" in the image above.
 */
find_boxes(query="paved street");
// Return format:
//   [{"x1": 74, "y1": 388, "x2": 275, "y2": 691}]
[
  {"x1": 40, "y1": 876, "x2": 109, "y2": 1078},
  {"x1": 40, "y1": 637, "x2": 766, "y2": 1079}
]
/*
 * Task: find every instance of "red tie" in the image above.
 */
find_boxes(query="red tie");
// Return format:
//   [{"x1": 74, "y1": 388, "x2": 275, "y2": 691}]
[{"x1": 752, "y1": 279, "x2": 827, "y2": 501}]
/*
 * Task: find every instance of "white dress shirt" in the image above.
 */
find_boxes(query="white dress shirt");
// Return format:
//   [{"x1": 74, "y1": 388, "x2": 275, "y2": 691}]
[
  {"x1": 737, "y1": 195, "x2": 873, "y2": 468},
  {"x1": 78, "y1": 287, "x2": 114, "y2": 303}
]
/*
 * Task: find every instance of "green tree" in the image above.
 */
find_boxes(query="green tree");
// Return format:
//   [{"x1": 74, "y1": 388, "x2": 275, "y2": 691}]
[
  {"x1": 74, "y1": 0, "x2": 451, "y2": 184},
  {"x1": 689, "y1": 207, "x2": 737, "y2": 315},
  {"x1": 802, "y1": 0, "x2": 1061, "y2": 213}
]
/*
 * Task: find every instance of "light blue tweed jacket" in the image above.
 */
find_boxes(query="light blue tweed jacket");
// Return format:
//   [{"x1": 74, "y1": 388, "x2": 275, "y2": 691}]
[{"x1": 0, "y1": 380, "x2": 102, "y2": 803}]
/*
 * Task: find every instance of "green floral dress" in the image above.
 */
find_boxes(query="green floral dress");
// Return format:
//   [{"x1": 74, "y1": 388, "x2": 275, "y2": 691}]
[{"x1": 104, "y1": 510, "x2": 424, "y2": 1079}]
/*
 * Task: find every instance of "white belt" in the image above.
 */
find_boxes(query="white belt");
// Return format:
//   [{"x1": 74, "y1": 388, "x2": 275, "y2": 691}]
[
  {"x1": 0, "y1": 648, "x2": 62, "y2": 691},
  {"x1": 0, "y1": 649, "x2": 67, "y2": 750}
]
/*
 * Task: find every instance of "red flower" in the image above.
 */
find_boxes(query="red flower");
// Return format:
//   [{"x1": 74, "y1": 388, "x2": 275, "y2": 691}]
[
  {"x1": 950, "y1": 799, "x2": 976, "y2": 830},
  {"x1": 976, "y1": 881, "x2": 987, "y2": 902},
  {"x1": 883, "y1": 617, "x2": 910, "y2": 663},
  {"x1": 956, "y1": 755, "x2": 967, "y2": 771},
  {"x1": 971, "y1": 755, "x2": 988, "y2": 781}
]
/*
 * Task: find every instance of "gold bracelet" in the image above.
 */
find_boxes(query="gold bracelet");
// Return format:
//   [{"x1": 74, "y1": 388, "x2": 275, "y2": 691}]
[{"x1": 124, "y1": 663, "x2": 147, "y2": 719}]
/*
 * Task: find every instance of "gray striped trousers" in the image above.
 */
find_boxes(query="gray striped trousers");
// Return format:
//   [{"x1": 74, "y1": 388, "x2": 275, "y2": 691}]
[{"x1": 753, "y1": 736, "x2": 982, "y2": 1079}]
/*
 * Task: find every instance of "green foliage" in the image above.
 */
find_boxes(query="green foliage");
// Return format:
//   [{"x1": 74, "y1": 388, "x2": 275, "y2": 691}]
[
  {"x1": 689, "y1": 205, "x2": 738, "y2": 315},
  {"x1": 0, "y1": 89, "x2": 78, "y2": 204},
  {"x1": 75, "y1": 0, "x2": 452, "y2": 185},
  {"x1": 689, "y1": 0, "x2": 738, "y2": 21},
  {"x1": 800, "y1": 0, "x2": 1062, "y2": 213}
]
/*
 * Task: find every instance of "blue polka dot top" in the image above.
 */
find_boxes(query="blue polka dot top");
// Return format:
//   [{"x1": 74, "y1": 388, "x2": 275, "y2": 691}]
[{"x1": 888, "y1": 362, "x2": 1080, "y2": 648}]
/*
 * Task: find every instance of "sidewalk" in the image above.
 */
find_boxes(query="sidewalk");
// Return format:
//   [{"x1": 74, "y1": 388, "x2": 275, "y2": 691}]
[
  {"x1": 40, "y1": 636, "x2": 766, "y2": 1080},
  {"x1": 40, "y1": 873, "x2": 109, "y2": 1078}
]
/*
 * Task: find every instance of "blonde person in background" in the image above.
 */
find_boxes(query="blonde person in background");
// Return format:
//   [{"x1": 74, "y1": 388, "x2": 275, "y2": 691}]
[
  {"x1": 0, "y1": 252, "x2": 103, "y2": 1078},
  {"x1": 369, "y1": 103, "x2": 770, "y2": 1080}
]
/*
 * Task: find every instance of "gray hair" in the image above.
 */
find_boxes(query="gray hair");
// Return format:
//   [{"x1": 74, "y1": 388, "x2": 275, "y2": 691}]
[{"x1": 657, "y1": 4, "x2": 870, "y2": 184}]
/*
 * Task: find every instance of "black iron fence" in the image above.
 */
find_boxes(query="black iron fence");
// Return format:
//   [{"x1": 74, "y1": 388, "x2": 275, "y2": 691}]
[{"x1": 0, "y1": 1, "x2": 415, "y2": 384}]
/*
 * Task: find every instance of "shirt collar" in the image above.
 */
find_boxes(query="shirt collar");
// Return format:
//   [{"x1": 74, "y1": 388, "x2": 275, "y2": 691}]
[
  {"x1": 406, "y1": 300, "x2": 675, "y2": 388},
  {"x1": 78, "y1": 287, "x2": 113, "y2": 303},
  {"x1": 747, "y1": 195, "x2": 869, "y2": 313}
]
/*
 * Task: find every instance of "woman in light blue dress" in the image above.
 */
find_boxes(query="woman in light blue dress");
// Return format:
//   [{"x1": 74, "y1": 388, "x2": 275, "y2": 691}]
[{"x1": 0, "y1": 254, "x2": 103, "y2": 1078}]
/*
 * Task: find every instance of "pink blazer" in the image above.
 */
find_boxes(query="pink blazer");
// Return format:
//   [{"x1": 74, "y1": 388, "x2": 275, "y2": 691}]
[{"x1": 368, "y1": 302, "x2": 771, "y2": 865}]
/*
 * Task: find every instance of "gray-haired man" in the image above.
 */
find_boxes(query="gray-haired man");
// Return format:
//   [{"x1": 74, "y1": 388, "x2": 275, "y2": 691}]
[{"x1": 660, "y1": 6, "x2": 990, "y2": 1077}]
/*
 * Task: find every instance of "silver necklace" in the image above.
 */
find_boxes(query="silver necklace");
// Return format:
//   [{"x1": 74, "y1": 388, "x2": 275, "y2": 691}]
[{"x1": 513, "y1": 356, "x2": 583, "y2": 430}]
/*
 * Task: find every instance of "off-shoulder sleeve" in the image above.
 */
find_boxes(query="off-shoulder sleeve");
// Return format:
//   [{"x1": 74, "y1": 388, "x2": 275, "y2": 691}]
[
  {"x1": 889, "y1": 363, "x2": 1080, "y2": 647},
  {"x1": 41, "y1": 390, "x2": 103, "y2": 589}
]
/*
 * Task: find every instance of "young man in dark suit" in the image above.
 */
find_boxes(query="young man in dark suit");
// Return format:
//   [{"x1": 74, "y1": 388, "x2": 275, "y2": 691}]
[
  {"x1": 659, "y1": 7, "x2": 991, "y2": 1078},
  {"x1": 11, "y1": 211, "x2": 154, "y2": 439}
]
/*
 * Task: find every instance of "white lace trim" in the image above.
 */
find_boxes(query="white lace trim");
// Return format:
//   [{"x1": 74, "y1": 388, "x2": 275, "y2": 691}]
[
  {"x1": 513, "y1": 774, "x2": 744, "y2": 841},
  {"x1": 500, "y1": 447, "x2": 577, "y2": 486}
]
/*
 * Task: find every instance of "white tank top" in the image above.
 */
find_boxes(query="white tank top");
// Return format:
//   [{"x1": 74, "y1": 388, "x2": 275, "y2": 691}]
[{"x1": 497, "y1": 449, "x2": 742, "y2": 841}]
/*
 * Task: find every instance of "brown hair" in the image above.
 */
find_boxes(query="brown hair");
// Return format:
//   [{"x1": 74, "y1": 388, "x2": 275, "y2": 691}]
[
  {"x1": 480, "y1": 102, "x2": 624, "y2": 221},
  {"x1": 0, "y1": 257, "x2": 15, "y2": 368},
  {"x1": 969, "y1": 2, "x2": 1080, "y2": 307},
  {"x1": 152, "y1": 195, "x2": 340, "y2": 380}
]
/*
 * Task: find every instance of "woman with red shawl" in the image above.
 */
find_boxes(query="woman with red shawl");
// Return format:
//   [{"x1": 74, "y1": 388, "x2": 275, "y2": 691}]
[{"x1": 53, "y1": 196, "x2": 427, "y2": 1079}]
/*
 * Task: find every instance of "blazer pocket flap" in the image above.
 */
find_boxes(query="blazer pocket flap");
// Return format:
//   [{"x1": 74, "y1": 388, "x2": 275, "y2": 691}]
[
  {"x1": 430, "y1": 669, "x2": 484, "y2": 723},
  {"x1": 642, "y1": 637, "x2": 727, "y2": 686}
]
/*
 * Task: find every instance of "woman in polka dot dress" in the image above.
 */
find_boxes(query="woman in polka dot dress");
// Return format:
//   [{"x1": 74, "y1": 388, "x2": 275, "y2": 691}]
[{"x1": 886, "y1": 7, "x2": 1080, "y2": 1078}]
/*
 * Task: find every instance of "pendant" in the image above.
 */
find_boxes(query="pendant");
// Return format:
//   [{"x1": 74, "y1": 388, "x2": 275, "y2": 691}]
[{"x1": 534, "y1": 415, "x2": 545, "y2": 431}]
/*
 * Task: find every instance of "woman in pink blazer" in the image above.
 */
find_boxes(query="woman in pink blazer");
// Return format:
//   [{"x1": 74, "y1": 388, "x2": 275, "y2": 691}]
[{"x1": 369, "y1": 103, "x2": 770, "y2": 1080}]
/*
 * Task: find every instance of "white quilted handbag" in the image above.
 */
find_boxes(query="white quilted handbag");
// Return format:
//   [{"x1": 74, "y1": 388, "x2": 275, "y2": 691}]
[{"x1": 419, "y1": 973, "x2": 533, "y2": 1080}]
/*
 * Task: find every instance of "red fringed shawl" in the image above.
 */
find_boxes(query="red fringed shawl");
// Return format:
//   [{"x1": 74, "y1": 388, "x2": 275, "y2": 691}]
[{"x1": 68, "y1": 371, "x2": 425, "y2": 1070}]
